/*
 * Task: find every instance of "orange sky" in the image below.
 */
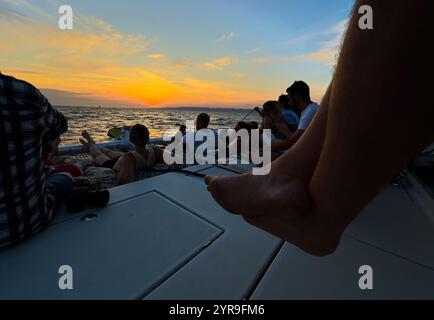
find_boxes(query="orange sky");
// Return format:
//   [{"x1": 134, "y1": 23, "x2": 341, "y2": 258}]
[{"x1": 0, "y1": 1, "x2": 345, "y2": 108}]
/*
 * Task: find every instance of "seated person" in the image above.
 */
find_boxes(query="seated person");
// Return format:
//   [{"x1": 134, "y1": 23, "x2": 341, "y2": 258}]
[
  {"x1": 249, "y1": 121, "x2": 259, "y2": 130},
  {"x1": 277, "y1": 94, "x2": 300, "y2": 132},
  {"x1": 80, "y1": 124, "x2": 164, "y2": 186},
  {"x1": 164, "y1": 124, "x2": 188, "y2": 146},
  {"x1": 272, "y1": 81, "x2": 320, "y2": 153},
  {"x1": 44, "y1": 136, "x2": 83, "y2": 178},
  {"x1": 261, "y1": 101, "x2": 293, "y2": 141},
  {"x1": 0, "y1": 73, "x2": 74, "y2": 248},
  {"x1": 233, "y1": 121, "x2": 260, "y2": 160},
  {"x1": 235, "y1": 121, "x2": 259, "y2": 133},
  {"x1": 182, "y1": 113, "x2": 219, "y2": 152}
]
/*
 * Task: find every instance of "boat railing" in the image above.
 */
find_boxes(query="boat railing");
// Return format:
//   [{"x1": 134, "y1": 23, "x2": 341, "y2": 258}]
[{"x1": 58, "y1": 137, "x2": 165, "y2": 157}]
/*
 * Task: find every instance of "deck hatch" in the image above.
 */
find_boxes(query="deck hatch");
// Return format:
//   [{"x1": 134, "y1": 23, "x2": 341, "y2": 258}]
[{"x1": 0, "y1": 191, "x2": 222, "y2": 299}]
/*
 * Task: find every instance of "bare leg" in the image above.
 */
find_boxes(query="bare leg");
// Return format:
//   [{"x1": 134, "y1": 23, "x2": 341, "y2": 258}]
[
  {"x1": 206, "y1": 0, "x2": 434, "y2": 256},
  {"x1": 81, "y1": 130, "x2": 95, "y2": 144},
  {"x1": 308, "y1": 0, "x2": 434, "y2": 234},
  {"x1": 81, "y1": 130, "x2": 124, "y2": 160},
  {"x1": 79, "y1": 138, "x2": 111, "y2": 166},
  {"x1": 206, "y1": 85, "x2": 331, "y2": 255},
  {"x1": 99, "y1": 148, "x2": 124, "y2": 159}
]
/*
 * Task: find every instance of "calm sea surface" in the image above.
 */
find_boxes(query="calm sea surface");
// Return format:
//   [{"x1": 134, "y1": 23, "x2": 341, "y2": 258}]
[{"x1": 57, "y1": 106, "x2": 261, "y2": 147}]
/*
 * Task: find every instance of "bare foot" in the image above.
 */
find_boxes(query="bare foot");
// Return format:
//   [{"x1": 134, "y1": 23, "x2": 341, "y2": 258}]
[
  {"x1": 205, "y1": 170, "x2": 311, "y2": 219},
  {"x1": 81, "y1": 130, "x2": 95, "y2": 144},
  {"x1": 79, "y1": 138, "x2": 89, "y2": 147},
  {"x1": 206, "y1": 154, "x2": 343, "y2": 256}
]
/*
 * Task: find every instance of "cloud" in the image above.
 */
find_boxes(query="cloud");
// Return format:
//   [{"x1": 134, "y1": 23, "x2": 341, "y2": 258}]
[
  {"x1": 1, "y1": 0, "x2": 52, "y2": 18},
  {"x1": 285, "y1": 19, "x2": 348, "y2": 47},
  {"x1": 296, "y1": 49, "x2": 337, "y2": 65},
  {"x1": 2, "y1": 2, "x2": 313, "y2": 107},
  {"x1": 231, "y1": 72, "x2": 248, "y2": 78},
  {"x1": 170, "y1": 57, "x2": 194, "y2": 67},
  {"x1": 318, "y1": 19, "x2": 349, "y2": 51},
  {"x1": 250, "y1": 48, "x2": 337, "y2": 66},
  {"x1": 0, "y1": 10, "x2": 266, "y2": 107},
  {"x1": 253, "y1": 19, "x2": 348, "y2": 67},
  {"x1": 40, "y1": 88, "x2": 149, "y2": 108},
  {"x1": 246, "y1": 47, "x2": 262, "y2": 54},
  {"x1": 203, "y1": 56, "x2": 238, "y2": 70},
  {"x1": 326, "y1": 19, "x2": 349, "y2": 35},
  {"x1": 146, "y1": 54, "x2": 164, "y2": 59},
  {"x1": 214, "y1": 32, "x2": 238, "y2": 43}
]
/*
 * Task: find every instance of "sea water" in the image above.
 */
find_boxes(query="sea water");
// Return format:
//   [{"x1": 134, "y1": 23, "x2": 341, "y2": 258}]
[{"x1": 57, "y1": 106, "x2": 261, "y2": 147}]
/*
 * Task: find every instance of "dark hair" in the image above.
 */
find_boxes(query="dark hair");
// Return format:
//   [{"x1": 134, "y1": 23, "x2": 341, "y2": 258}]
[
  {"x1": 287, "y1": 81, "x2": 311, "y2": 101},
  {"x1": 197, "y1": 113, "x2": 210, "y2": 128},
  {"x1": 278, "y1": 94, "x2": 289, "y2": 106},
  {"x1": 235, "y1": 121, "x2": 251, "y2": 132},
  {"x1": 248, "y1": 121, "x2": 259, "y2": 130},
  {"x1": 129, "y1": 124, "x2": 150, "y2": 147},
  {"x1": 262, "y1": 101, "x2": 279, "y2": 116}
]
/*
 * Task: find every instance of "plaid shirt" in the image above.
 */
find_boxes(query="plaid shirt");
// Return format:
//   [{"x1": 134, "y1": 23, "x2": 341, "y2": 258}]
[{"x1": 0, "y1": 74, "x2": 68, "y2": 248}]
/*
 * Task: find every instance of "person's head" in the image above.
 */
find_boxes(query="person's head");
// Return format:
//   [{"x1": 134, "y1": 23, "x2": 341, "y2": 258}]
[
  {"x1": 235, "y1": 121, "x2": 252, "y2": 133},
  {"x1": 248, "y1": 121, "x2": 259, "y2": 130},
  {"x1": 196, "y1": 113, "x2": 210, "y2": 130},
  {"x1": 129, "y1": 124, "x2": 150, "y2": 148},
  {"x1": 179, "y1": 125, "x2": 187, "y2": 135},
  {"x1": 262, "y1": 101, "x2": 281, "y2": 123},
  {"x1": 277, "y1": 94, "x2": 292, "y2": 110},
  {"x1": 286, "y1": 81, "x2": 311, "y2": 111}
]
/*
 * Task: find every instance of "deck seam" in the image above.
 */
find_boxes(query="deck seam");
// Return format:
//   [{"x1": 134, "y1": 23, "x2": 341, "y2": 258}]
[
  {"x1": 343, "y1": 234, "x2": 434, "y2": 272},
  {"x1": 245, "y1": 241, "x2": 285, "y2": 300}
]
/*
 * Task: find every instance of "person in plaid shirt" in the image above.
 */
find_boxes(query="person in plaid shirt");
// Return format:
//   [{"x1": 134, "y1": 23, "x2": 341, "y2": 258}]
[{"x1": 0, "y1": 72, "x2": 74, "y2": 248}]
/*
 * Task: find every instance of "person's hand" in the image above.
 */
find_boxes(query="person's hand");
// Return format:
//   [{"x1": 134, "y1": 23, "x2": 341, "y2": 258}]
[
  {"x1": 273, "y1": 121, "x2": 292, "y2": 139},
  {"x1": 262, "y1": 116, "x2": 273, "y2": 130}
]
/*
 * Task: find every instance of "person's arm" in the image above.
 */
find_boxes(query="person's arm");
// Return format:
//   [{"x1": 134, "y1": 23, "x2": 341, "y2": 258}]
[
  {"x1": 40, "y1": 92, "x2": 68, "y2": 139},
  {"x1": 273, "y1": 121, "x2": 294, "y2": 139},
  {"x1": 153, "y1": 146, "x2": 165, "y2": 163},
  {"x1": 163, "y1": 136, "x2": 176, "y2": 146},
  {"x1": 116, "y1": 154, "x2": 136, "y2": 186},
  {"x1": 271, "y1": 130, "x2": 304, "y2": 152},
  {"x1": 262, "y1": 116, "x2": 273, "y2": 130}
]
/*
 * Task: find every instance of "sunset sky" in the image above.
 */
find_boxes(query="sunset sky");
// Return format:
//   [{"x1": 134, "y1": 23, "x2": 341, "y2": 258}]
[{"x1": 0, "y1": 0, "x2": 354, "y2": 108}]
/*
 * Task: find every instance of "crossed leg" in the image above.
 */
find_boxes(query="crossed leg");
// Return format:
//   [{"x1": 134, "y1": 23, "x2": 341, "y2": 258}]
[
  {"x1": 206, "y1": 84, "x2": 332, "y2": 255},
  {"x1": 206, "y1": 0, "x2": 434, "y2": 256},
  {"x1": 79, "y1": 131, "x2": 124, "y2": 166}
]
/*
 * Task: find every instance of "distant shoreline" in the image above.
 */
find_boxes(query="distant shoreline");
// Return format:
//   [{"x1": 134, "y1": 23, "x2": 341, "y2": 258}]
[{"x1": 55, "y1": 105, "x2": 255, "y2": 112}]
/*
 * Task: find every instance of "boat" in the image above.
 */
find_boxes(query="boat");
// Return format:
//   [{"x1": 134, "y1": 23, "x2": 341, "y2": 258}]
[{"x1": 0, "y1": 140, "x2": 433, "y2": 300}]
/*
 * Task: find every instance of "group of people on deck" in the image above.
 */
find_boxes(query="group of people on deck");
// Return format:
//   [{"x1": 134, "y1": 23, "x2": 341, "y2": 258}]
[
  {"x1": 0, "y1": 70, "x2": 319, "y2": 249},
  {"x1": 0, "y1": 71, "x2": 168, "y2": 248},
  {"x1": 1, "y1": 1, "x2": 434, "y2": 255},
  {"x1": 262, "y1": 81, "x2": 319, "y2": 159},
  {"x1": 232, "y1": 81, "x2": 319, "y2": 160}
]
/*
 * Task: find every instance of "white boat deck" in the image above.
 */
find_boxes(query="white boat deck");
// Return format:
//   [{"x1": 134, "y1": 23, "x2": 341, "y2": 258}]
[{"x1": 0, "y1": 165, "x2": 433, "y2": 299}]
